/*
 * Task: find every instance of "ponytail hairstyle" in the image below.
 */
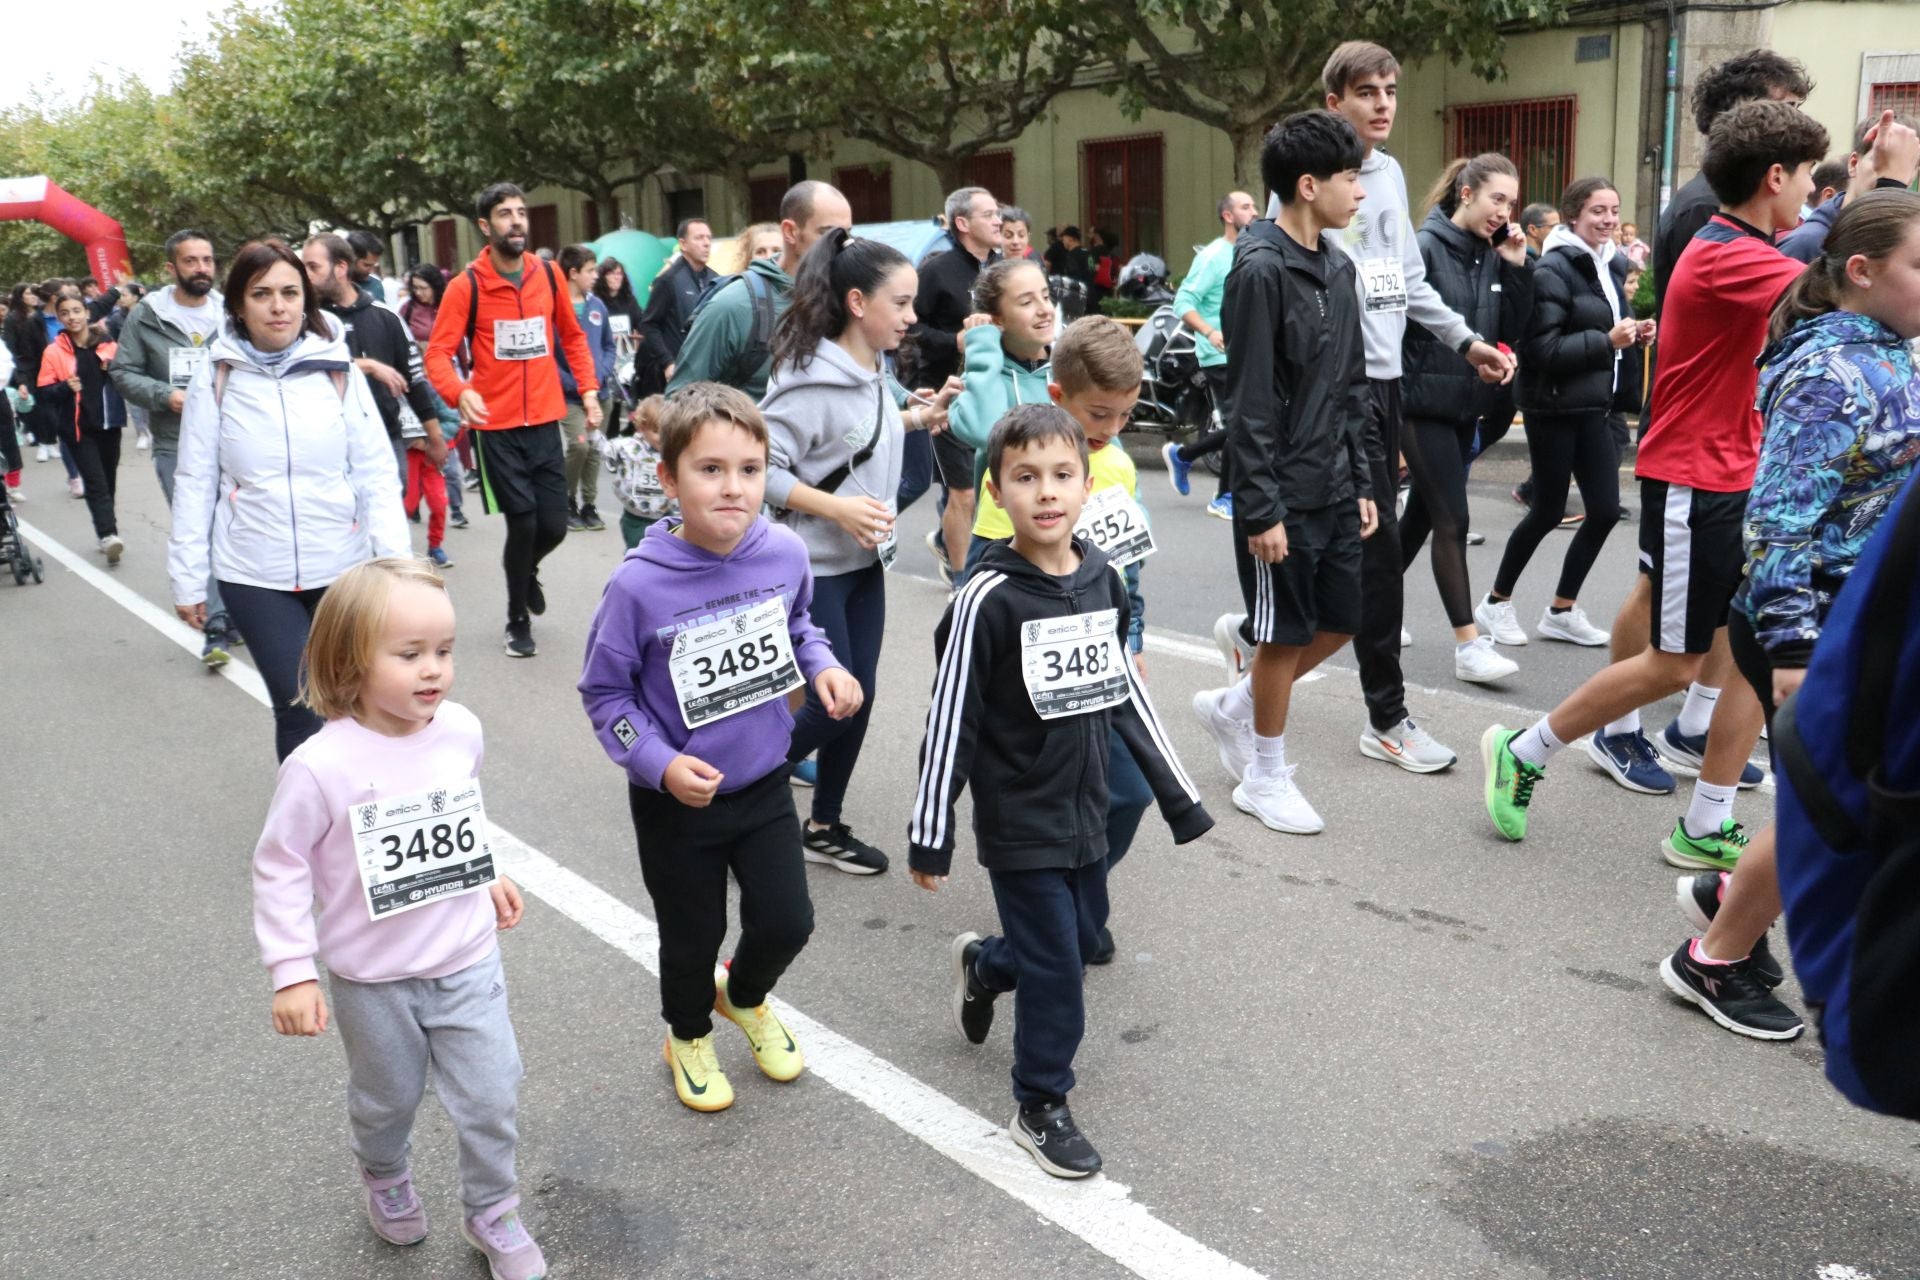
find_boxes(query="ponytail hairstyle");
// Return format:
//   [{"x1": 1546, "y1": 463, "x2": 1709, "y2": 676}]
[
  {"x1": 1423, "y1": 153, "x2": 1519, "y2": 217},
  {"x1": 971, "y1": 257, "x2": 1048, "y2": 320},
  {"x1": 1557, "y1": 176, "x2": 1618, "y2": 228},
  {"x1": 1769, "y1": 188, "x2": 1920, "y2": 343},
  {"x1": 768, "y1": 227, "x2": 911, "y2": 374}
]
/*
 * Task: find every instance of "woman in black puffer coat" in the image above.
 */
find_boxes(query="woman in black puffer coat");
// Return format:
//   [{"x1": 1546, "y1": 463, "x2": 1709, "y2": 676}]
[
  {"x1": 1483, "y1": 176, "x2": 1653, "y2": 648},
  {"x1": 1399, "y1": 154, "x2": 1533, "y2": 677}
]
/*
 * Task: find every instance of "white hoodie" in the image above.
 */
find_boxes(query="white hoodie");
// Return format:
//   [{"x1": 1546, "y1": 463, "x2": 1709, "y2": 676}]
[{"x1": 167, "y1": 316, "x2": 409, "y2": 603}]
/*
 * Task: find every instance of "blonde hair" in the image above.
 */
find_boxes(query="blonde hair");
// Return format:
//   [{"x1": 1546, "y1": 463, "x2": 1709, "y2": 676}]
[
  {"x1": 740, "y1": 222, "x2": 782, "y2": 260},
  {"x1": 1050, "y1": 315, "x2": 1142, "y2": 396},
  {"x1": 300, "y1": 558, "x2": 448, "y2": 721}
]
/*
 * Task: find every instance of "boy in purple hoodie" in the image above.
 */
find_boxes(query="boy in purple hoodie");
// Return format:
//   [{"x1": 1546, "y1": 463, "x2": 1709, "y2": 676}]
[{"x1": 580, "y1": 382, "x2": 863, "y2": 1112}]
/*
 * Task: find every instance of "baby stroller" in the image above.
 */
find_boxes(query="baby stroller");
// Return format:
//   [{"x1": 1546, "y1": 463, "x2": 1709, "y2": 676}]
[
  {"x1": 1125, "y1": 305, "x2": 1222, "y2": 473},
  {"x1": 0, "y1": 483, "x2": 44, "y2": 585}
]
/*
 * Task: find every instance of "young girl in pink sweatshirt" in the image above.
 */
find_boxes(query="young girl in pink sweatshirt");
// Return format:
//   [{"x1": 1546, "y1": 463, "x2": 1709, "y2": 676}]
[{"x1": 250, "y1": 556, "x2": 546, "y2": 1280}]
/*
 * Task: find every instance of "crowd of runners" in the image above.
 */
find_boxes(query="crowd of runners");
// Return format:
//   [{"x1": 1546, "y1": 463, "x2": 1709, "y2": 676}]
[{"x1": 9, "y1": 35, "x2": 1920, "y2": 1280}]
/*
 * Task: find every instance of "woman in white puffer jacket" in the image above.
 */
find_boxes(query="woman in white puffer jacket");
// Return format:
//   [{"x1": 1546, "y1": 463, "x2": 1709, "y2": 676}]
[{"x1": 168, "y1": 239, "x2": 409, "y2": 760}]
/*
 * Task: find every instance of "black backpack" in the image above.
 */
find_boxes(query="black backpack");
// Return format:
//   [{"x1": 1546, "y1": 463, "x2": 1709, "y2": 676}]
[{"x1": 685, "y1": 270, "x2": 779, "y2": 388}]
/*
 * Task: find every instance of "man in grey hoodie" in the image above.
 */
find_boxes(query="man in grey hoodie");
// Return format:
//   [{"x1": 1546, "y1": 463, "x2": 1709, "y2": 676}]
[
  {"x1": 1256, "y1": 42, "x2": 1515, "y2": 775},
  {"x1": 110, "y1": 229, "x2": 235, "y2": 667}
]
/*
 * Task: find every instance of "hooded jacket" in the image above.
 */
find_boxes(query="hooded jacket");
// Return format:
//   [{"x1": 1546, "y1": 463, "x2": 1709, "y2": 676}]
[
  {"x1": 424, "y1": 250, "x2": 596, "y2": 429},
  {"x1": 1740, "y1": 311, "x2": 1920, "y2": 666},
  {"x1": 907, "y1": 537, "x2": 1211, "y2": 876},
  {"x1": 667, "y1": 257, "x2": 793, "y2": 400},
  {"x1": 323, "y1": 285, "x2": 439, "y2": 439},
  {"x1": 762, "y1": 337, "x2": 906, "y2": 577},
  {"x1": 1403, "y1": 208, "x2": 1533, "y2": 424},
  {"x1": 37, "y1": 330, "x2": 120, "y2": 439},
  {"x1": 1516, "y1": 228, "x2": 1632, "y2": 417},
  {"x1": 1221, "y1": 219, "x2": 1371, "y2": 533},
  {"x1": 108, "y1": 288, "x2": 224, "y2": 451},
  {"x1": 166, "y1": 317, "x2": 410, "y2": 604},
  {"x1": 556, "y1": 291, "x2": 616, "y2": 406},
  {"x1": 578, "y1": 515, "x2": 841, "y2": 793}
]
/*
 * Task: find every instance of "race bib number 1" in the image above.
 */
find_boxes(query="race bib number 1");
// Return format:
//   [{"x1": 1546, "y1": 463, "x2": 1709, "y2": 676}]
[
  {"x1": 1073, "y1": 486, "x2": 1155, "y2": 567},
  {"x1": 1360, "y1": 256, "x2": 1407, "y2": 314},
  {"x1": 169, "y1": 346, "x2": 208, "y2": 388},
  {"x1": 494, "y1": 316, "x2": 549, "y2": 360},
  {"x1": 351, "y1": 780, "x2": 496, "y2": 921},
  {"x1": 1020, "y1": 609, "x2": 1131, "y2": 721},
  {"x1": 668, "y1": 597, "x2": 803, "y2": 729}
]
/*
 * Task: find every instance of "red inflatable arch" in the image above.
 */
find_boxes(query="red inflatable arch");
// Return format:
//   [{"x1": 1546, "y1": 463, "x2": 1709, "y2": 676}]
[{"x1": 0, "y1": 175, "x2": 133, "y2": 284}]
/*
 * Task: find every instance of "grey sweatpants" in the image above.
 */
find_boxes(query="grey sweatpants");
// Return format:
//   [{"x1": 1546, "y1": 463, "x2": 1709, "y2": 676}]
[
  {"x1": 328, "y1": 947, "x2": 522, "y2": 1215},
  {"x1": 562, "y1": 403, "x2": 599, "y2": 507}
]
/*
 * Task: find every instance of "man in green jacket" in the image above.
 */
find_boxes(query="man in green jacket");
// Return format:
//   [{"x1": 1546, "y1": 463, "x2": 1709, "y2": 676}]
[
  {"x1": 109, "y1": 229, "x2": 235, "y2": 668},
  {"x1": 667, "y1": 181, "x2": 852, "y2": 401},
  {"x1": 1161, "y1": 190, "x2": 1256, "y2": 517}
]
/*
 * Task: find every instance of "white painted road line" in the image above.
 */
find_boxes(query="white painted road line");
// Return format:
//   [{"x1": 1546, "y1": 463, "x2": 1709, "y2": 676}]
[{"x1": 27, "y1": 519, "x2": 1268, "y2": 1280}]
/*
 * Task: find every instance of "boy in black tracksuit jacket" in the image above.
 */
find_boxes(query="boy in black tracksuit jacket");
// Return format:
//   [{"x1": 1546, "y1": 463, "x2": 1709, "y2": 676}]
[{"x1": 908, "y1": 404, "x2": 1212, "y2": 1181}]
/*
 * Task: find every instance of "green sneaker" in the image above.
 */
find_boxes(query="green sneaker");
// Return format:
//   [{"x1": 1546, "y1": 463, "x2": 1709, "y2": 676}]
[
  {"x1": 1482, "y1": 725, "x2": 1544, "y2": 841},
  {"x1": 1662, "y1": 818, "x2": 1749, "y2": 871}
]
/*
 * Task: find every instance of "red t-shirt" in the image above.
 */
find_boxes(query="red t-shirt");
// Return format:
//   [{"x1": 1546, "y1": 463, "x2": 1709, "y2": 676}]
[{"x1": 1636, "y1": 214, "x2": 1805, "y2": 493}]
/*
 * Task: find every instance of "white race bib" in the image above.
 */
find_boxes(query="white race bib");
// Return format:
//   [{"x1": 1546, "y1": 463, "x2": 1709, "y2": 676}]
[
  {"x1": 493, "y1": 316, "x2": 549, "y2": 361},
  {"x1": 609, "y1": 314, "x2": 632, "y2": 338},
  {"x1": 350, "y1": 780, "x2": 496, "y2": 922},
  {"x1": 668, "y1": 597, "x2": 803, "y2": 729},
  {"x1": 396, "y1": 402, "x2": 428, "y2": 439},
  {"x1": 1073, "y1": 486, "x2": 1155, "y2": 568},
  {"x1": 1020, "y1": 609, "x2": 1131, "y2": 721},
  {"x1": 169, "y1": 346, "x2": 209, "y2": 388},
  {"x1": 877, "y1": 499, "x2": 898, "y2": 571},
  {"x1": 1359, "y1": 256, "x2": 1408, "y2": 314}
]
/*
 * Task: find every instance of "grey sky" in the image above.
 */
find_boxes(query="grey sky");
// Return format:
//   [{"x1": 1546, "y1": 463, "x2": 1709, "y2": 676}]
[{"x1": 2, "y1": 0, "x2": 269, "y2": 111}]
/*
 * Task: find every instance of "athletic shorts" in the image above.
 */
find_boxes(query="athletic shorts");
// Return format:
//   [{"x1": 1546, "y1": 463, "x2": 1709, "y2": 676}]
[
  {"x1": 933, "y1": 429, "x2": 976, "y2": 490},
  {"x1": 1638, "y1": 478, "x2": 1748, "y2": 655},
  {"x1": 471, "y1": 422, "x2": 567, "y2": 518},
  {"x1": 1233, "y1": 502, "x2": 1362, "y2": 647}
]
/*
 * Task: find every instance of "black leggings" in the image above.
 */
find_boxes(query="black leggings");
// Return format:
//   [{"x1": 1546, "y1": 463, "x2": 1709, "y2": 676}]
[
  {"x1": 1398, "y1": 416, "x2": 1478, "y2": 628},
  {"x1": 221, "y1": 581, "x2": 328, "y2": 761},
  {"x1": 503, "y1": 508, "x2": 567, "y2": 624},
  {"x1": 1492, "y1": 409, "x2": 1621, "y2": 603},
  {"x1": 72, "y1": 427, "x2": 121, "y2": 538}
]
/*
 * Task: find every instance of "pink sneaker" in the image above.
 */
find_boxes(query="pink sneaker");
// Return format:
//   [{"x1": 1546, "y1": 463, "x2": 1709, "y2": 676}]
[
  {"x1": 359, "y1": 1167, "x2": 427, "y2": 1245},
  {"x1": 462, "y1": 1197, "x2": 547, "y2": 1280}
]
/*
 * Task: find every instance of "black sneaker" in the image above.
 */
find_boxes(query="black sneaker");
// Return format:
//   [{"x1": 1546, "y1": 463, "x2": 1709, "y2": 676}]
[
  {"x1": 1658, "y1": 941, "x2": 1803, "y2": 1040},
  {"x1": 566, "y1": 512, "x2": 588, "y2": 532},
  {"x1": 449, "y1": 509, "x2": 470, "y2": 529},
  {"x1": 1675, "y1": 873, "x2": 1785, "y2": 988},
  {"x1": 504, "y1": 619, "x2": 537, "y2": 658},
  {"x1": 580, "y1": 504, "x2": 606, "y2": 531},
  {"x1": 951, "y1": 932, "x2": 997, "y2": 1044},
  {"x1": 207, "y1": 612, "x2": 244, "y2": 648},
  {"x1": 801, "y1": 823, "x2": 888, "y2": 875},
  {"x1": 1088, "y1": 927, "x2": 1116, "y2": 966},
  {"x1": 1010, "y1": 1102, "x2": 1102, "y2": 1179},
  {"x1": 200, "y1": 628, "x2": 232, "y2": 671},
  {"x1": 526, "y1": 572, "x2": 546, "y2": 616}
]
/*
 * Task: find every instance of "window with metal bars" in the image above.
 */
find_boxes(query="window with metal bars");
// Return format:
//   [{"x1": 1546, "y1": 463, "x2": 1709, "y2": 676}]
[
  {"x1": 1870, "y1": 82, "x2": 1920, "y2": 117},
  {"x1": 962, "y1": 151, "x2": 1015, "y2": 204},
  {"x1": 748, "y1": 175, "x2": 786, "y2": 223},
  {"x1": 1447, "y1": 97, "x2": 1578, "y2": 209},
  {"x1": 1081, "y1": 134, "x2": 1165, "y2": 258},
  {"x1": 834, "y1": 166, "x2": 894, "y2": 223}
]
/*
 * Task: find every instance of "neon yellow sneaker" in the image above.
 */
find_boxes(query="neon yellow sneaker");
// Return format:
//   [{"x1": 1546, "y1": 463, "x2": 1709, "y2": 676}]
[
  {"x1": 715, "y1": 982, "x2": 805, "y2": 1082},
  {"x1": 663, "y1": 1033, "x2": 733, "y2": 1112},
  {"x1": 1482, "y1": 725, "x2": 1545, "y2": 842}
]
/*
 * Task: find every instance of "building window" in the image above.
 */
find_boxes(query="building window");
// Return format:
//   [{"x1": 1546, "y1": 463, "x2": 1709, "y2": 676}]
[
  {"x1": 834, "y1": 165, "x2": 894, "y2": 223},
  {"x1": 1449, "y1": 96, "x2": 1578, "y2": 209},
  {"x1": 1575, "y1": 34, "x2": 1612, "y2": 63},
  {"x1": 666, "y1": 187, "x2": 706, "y2": 232},
  {"x1": 583, "y1": 200, "x2": 602, "y2": 242},
  {"x1": 962, "y1": 151, "x2": 1015, "y2": 204},
  {"x1": 749, "y1": 175, "x2": 786, "y2": 223},
  {"x1": 1870, "y1": 81, "x2": 1920, "y2": 117},
  {"x1": 528, "y1": 204, "x2": 560, "y2": 254},
  {"x1": 1082, "y1": 134, "x2": 1164, "y2": 258},
  {"x1": 432, "y1": 219, "x2": 457, "y2": 271}
]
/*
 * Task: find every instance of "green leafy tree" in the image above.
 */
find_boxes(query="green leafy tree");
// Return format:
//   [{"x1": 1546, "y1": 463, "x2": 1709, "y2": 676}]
[{"x1": 1055, "y1": 0, "x2": 1568, "y2": 189}]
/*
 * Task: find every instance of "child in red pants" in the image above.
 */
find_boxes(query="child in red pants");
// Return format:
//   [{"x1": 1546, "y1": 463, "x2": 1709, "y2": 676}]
[{"x1": 404, "y1": 439, "x2": 452, "y2": 569}]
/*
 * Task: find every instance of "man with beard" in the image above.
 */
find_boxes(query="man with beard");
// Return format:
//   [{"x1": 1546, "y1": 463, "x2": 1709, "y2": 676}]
[
  {"x1": 347, "y1": 230, "x2": 389, "y2": 303},
  {"x1": 109, "y1": 229, "x2": 236, "y2": 669},
  {"x1": 426, "y1": 182, "x2": 601, "y2": 659}
]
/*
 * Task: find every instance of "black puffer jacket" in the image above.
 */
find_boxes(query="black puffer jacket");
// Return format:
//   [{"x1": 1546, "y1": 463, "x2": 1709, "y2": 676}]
[
  {"x1": 1517, "y1": 241, "x2": 1632, "y2": 416},
  {"x1": 1403, "y1": 208, "x2": 1533, "y2": 424}
]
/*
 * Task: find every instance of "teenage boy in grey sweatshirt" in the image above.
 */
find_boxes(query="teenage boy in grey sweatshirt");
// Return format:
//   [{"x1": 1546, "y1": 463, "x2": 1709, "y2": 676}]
[{"x1": 1260, "y1": 41, "x2": 1516, "y2": 775}]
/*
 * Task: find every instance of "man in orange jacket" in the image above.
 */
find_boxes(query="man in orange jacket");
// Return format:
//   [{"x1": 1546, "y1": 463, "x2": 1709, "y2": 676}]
[{"x1": 427, "y1": 181, "x2": 602, "y2": 658}]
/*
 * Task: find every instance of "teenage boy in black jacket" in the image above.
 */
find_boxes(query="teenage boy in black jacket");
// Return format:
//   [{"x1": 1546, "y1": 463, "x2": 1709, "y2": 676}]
[
  {"x1": 908, "y1": 403, "x2": 1212, "y2": 1182},
  {"x1": 1193, "y1": 110, "x2": 1376, "y2": 837}
]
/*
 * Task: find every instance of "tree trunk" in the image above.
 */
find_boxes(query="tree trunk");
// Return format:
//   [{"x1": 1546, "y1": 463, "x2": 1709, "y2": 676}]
[
  {"x1": 933, "y1": 156, "x2": 968, "y2": 199},
  {"x1": 1230, "y1": 119, "x2": 1268, "y2": 198},
  {"x1": 595, "y1": 191, "x2": 622, "y2": 231},
  {"x1": 718, "y1": 161, "x2": 753, "y2": 233}
]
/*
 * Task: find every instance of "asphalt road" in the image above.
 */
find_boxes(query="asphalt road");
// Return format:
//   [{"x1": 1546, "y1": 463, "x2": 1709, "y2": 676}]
[{"x1": 3, "y1": 432, "x2": 1916, "y2": 1280}]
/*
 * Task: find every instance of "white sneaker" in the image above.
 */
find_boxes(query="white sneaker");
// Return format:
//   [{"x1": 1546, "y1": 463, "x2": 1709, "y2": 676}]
[
  {"x1": 1537, "y1": 604, "x2": 1609, "y2": 646},
  {"x1": 1191, "y1": 687, "x2": 1252, "y2": 782},
  {"x1": 1474, "y1": 595, "x2": 1528, "y2": 646},
  {"x1": 135, "y1": 431, "x2": 151, "y2": 450},
  {"x1": 1454, "y1": 636, "x2": 1519, "y2": 685},
  {"x1": 68, "y1": 476, "x2": 84, "y2": 498},
  {"x1": 1399, "y1": 626, "x2": 1413, "y2": 648},
  {"x1": 1233, "y1": 765, "x2": 1325, "y2": 834},
  {"x1": 35, "y1": 444, "x2": 49, "y2": 463},
  {"x1": 100, "y1": 534, "x2": 123, "y2": 565},
  {"x1": 1212, "y1": 613, "x2": 1252, "y2": 681},
  {"x1": 1358, "y1": 716, "x2": 1457, "y2": 773}
]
